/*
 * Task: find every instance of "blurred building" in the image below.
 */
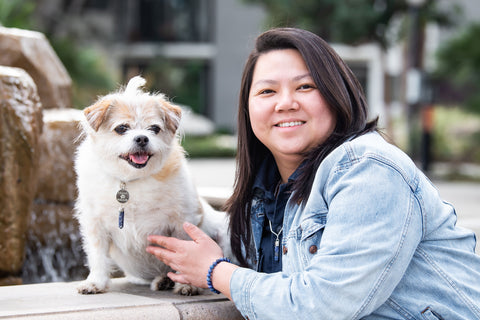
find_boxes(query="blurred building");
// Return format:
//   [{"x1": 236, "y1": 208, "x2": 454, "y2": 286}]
[
  {"x1": 35, "y1": 0, "x2": 265, "y2": 132},
  {"x1": 33, "y1": 0, "x2": 479, "y2": 133}
]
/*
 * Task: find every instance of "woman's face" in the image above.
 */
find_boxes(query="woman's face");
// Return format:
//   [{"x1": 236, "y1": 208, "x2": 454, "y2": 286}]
[{"x1": 248, "y1": 49, "x2": 336, "y2": 168}]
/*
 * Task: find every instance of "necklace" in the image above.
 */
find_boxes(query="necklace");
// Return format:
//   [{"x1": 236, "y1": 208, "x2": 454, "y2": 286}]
[
  {"x1": 116, "y1": 181, "x2": 129, "y2": 229},
  {"x1": 269, "y1": 219, "x2": 283, "y2": 262}
]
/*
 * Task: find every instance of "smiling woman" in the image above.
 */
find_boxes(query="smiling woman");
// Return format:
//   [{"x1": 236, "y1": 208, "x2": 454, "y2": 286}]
[
  {"x1": 147, "y1": 28, "x2": 480, "y2": 320},
  {"x1": 248, "y1": 49, "x2": 336, "y2": 183}
]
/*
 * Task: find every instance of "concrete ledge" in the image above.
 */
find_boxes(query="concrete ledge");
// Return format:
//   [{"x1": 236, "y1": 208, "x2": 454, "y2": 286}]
[
  {"x1": 0, "y1": 278, "x2": 242, "y2": 319},
  {"x1": 198, "y1": 186, "x2": 232, "y2": 210}
]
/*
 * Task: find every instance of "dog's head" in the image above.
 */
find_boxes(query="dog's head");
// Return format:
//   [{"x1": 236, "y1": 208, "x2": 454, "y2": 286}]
[{"x1": 81, "y1": 76, "x2": 182, "y2": 179}]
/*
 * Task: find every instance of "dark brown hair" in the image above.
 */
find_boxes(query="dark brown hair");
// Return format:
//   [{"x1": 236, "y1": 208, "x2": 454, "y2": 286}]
[{"x1": 224, "y1": 28, "x2": 377, "y2": 266}]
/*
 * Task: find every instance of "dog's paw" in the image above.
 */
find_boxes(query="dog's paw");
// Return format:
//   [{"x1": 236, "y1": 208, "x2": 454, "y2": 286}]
[
  {"x1": 173, "y1": 283, "x2": 201, "y2": 296},
  {"x1": 76, "y1": 280, "x2": 108, "y2": 294},
  {"x1": 150, "y1": 275, "x2": 175, "y2": 291}
]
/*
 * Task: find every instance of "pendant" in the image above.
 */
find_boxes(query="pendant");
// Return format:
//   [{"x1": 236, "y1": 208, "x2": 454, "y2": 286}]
[
  {"x1": 274, "y1": 238, "x2": 280, "y2": 262},
  {"x1": 116, "y1": 189, "x2": 129, "y2": 203},
  {"x1": 118, "y1": 208, "x2": 124, "y2": 229},
  {"x1": 116, "y1": 182, "x2": 129, "y2": 229}
]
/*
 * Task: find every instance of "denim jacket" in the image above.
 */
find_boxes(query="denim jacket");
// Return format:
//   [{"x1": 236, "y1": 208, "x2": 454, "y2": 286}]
[{"x1": 230, "y1": 132, "x2": 480, "y2": 320}]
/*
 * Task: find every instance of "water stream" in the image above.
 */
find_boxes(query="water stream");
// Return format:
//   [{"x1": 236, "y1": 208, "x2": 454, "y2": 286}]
[{"x1": 21, "y1": 200, "x2": 88, "y2": 283}]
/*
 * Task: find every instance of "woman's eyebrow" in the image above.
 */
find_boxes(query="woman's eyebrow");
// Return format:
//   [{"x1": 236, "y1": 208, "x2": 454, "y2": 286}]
[
  {"x1": 292, "y1": 73, "x2": 312, "y2": 81},
  {"x1": 252, "y1": 73, "x2": 312, "y2": 88},
  {"x1": 251, "y1": 79, "x2": 277, "y2": 88}
]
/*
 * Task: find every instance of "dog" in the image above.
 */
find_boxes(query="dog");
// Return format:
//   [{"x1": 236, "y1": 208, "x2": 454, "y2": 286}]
[{"x1": 74, "y1": 76, "x2": 231, "y2": 295}]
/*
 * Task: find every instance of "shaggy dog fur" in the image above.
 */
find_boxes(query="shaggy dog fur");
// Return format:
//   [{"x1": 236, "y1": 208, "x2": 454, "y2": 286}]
[{"x1": 74, "y1": 76, "x2": 231, "y2": 295}]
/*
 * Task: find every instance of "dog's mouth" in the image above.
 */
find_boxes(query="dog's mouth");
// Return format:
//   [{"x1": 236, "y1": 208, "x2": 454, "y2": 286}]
[{"x1": 119, "y1": 151, "x2": 152, "y2": 169}]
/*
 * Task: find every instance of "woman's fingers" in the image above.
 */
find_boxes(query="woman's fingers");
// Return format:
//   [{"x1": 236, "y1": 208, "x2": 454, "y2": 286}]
[
  {"x1": 183, "y1": 221, "x2": 209, "y2": 243},
  {"x1": 146, "y1": 221, "x2": 226, "y2": 289},
  {"x1": 146, "y1": 244, "x2": 174, "y2": 265},
  {"x1": 167, "y1": 271, "x2": 186, "y2": 284},
  {"x1": 147, "y1": 234, "x2": 179, "y2": 251}
]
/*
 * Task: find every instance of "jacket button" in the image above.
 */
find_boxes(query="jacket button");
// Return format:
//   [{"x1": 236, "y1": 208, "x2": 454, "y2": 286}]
[
  {"x1": 283, "y1": 245, "x2": 288, "y2": 254},
  {"x1": 309, "y1": 245, "x2": 317, "y2": 254}
]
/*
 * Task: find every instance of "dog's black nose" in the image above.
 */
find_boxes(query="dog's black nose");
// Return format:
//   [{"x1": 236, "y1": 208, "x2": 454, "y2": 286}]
[{"x1": 134, "y1": 135, "x2": 149, "y2": 147}]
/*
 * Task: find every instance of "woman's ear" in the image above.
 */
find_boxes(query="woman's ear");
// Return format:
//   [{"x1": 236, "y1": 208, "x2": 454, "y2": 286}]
[{"x1": 83, "y1": 99, "x2": 111, "y2": 131}]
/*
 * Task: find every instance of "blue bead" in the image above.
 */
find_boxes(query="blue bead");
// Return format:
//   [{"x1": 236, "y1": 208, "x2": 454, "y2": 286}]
[{"x1": 207, "y1": 257, "x2": 231, "y2": 294}]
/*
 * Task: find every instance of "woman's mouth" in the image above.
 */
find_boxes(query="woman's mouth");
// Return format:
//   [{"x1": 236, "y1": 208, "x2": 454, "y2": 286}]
[{"x1": 275, "y1": 121, "x2": 305, "y2": 128}]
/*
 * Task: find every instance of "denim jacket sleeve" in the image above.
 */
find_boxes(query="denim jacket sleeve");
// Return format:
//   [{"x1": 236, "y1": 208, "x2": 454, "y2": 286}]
[{"x1": 230, "y1": 136, "x2": 425, "y2": 319}]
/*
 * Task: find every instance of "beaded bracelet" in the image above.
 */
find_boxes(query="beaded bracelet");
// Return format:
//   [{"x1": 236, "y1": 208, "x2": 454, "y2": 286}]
[{"x1": 206, "y1": 257, "x2": 231, "y2": 294}]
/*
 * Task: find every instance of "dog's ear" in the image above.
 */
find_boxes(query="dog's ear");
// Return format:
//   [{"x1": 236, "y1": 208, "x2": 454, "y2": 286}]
[
  {"x1": 162, "y1": 100, "x2": 182, "y2": 134},
  {"x1": 84, "y1": 99, "x2": 111, "y2": 131}
]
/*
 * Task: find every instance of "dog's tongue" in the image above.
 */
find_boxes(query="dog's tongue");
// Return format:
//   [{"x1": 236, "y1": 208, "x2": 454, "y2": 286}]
[{"x1": 129, "y1": 153, "x2": 149, "y2": 165}]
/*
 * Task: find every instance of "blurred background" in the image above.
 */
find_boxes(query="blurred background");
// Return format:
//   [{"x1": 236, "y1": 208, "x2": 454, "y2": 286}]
[
  {"x1": 1, "y1": 0, "x2": 479, "y2": 174},
  {"x1": 1, "y1": 0, "x2": 480, "y2": 287}
]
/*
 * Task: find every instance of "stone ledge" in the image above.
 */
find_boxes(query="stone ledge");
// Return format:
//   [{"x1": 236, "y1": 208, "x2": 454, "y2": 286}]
[{"x1": 0, "y1": 278, "x2": 242, "y2": 319}]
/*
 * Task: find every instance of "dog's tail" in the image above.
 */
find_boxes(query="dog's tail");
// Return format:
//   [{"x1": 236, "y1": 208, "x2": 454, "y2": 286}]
[{"x1": 124, "y1": 76, "x2": 147, "y2": 95}]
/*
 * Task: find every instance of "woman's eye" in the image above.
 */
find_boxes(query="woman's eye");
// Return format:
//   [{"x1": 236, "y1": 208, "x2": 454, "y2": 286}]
[
  {"x1": 114, "y1": 124, "x2": 129, "y2": 135},
  {"x1": 149, "y1": 125, "x2": 161, "y2": 134},
  {"x1": 259, "y1": 89, "x2": 274, "y2": 95},
  {"x1": 298, "y1": 84, "x2": 315, "y2": 90}
]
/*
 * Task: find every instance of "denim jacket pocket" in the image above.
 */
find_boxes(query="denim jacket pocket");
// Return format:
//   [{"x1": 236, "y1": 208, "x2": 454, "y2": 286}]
[
  {"x1": 297, "y1": 212, "x2": 327, "y2": 266},
  {"x1": 421, "y1": 307, "x2": 445, "y2": 320}
]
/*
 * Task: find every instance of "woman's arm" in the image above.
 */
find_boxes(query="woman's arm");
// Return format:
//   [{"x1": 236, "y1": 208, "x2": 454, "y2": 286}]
[
  {"x1": 230, "y1": 157, "x2": 423, "y2": 319},
  {"x1": 146, "y1": 222, "x2": 239, "y2": 299}
]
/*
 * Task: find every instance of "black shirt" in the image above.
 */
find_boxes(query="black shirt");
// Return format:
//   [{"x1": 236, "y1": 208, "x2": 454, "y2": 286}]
[{"x1": 252, "y1": 156, "x2": 299, "y2": 273}]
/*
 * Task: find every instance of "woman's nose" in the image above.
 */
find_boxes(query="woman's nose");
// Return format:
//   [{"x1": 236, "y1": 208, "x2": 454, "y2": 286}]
[{"x1": 275, "y1": 90, "x2": 299, "y2": 112}]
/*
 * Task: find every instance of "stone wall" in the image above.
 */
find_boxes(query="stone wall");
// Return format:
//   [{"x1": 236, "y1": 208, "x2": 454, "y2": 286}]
[
  {"x1": 31, "y1": 109, "x2": 86, "y2": 283},
  {"x1": 0, "y1": 27, "x2": 72, "y2": 109},
  {"x1": 0, "y1": 27, "x2": 79, "y2": 285},
  {"x1": 0, "y1": 66, "x2": 43, "y2": 285},
  {"x1": 22, "y1": 109, "x2": 87, "y2": 284}
]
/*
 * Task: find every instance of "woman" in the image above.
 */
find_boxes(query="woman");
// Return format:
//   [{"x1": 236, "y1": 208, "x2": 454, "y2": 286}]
[{"x1": 147, "y1": 28, "x2": 480, "y2": 319}]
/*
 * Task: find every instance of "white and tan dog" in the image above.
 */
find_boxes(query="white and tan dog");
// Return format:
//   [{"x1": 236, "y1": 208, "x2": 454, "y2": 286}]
[{"x1": 74, "y1": 76, "x2": 230, "y2": 295}]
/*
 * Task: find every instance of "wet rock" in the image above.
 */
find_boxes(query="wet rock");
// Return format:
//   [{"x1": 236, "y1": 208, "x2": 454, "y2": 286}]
[
  {"x1": 23, "y1": 108, "x2": 86, "y2": 283},
  {"x1": 0, "y1": 66, "x2": 43, "y2": 281},
  {"x1": 36, "y1": 109, "x2": 83, "y2": 203},
  {"x1": 0, "y1": 26, "x2": 72, "y2": 109}
]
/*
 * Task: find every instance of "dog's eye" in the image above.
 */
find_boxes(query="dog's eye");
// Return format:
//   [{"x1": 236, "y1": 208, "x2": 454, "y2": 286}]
[
  {"x1": 149, "y1": 125, "x2": 161, "y2": 134},
  {"x1": 114, "y1": 124, "x2": 130, "y2": 135}
]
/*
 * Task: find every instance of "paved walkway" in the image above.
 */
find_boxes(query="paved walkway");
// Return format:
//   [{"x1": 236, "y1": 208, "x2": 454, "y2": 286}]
[
  {"x1": 0, "y1": 278, "x2": 242, "y2": 319},
  {"x1": 188, "y1": 158, "x2": 480, "y2": 253}
]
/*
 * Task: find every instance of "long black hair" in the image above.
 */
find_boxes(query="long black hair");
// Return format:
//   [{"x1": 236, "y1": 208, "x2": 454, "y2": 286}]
[{"x1": 224, "y1": 28, "x2": 378, "y2": 267}]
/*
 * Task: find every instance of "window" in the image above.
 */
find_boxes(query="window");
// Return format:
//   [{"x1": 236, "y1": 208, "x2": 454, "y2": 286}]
[{"x1": 118, "y1": 0, "x2": 213, "y2": 43}]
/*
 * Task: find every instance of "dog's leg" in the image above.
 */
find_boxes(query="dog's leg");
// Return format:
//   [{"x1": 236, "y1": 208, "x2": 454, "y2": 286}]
[
  {"x1": 76, "y1": 226, "x2": 112, "y2": 294},
  {"x1": 149, "y1": 275, "x2": 200, "y2": 296},
  {"x1": 172, "y1": 283, "x2": 201, "y2": 296},
  {"x1": 150, "y1": 275, "x2": 175, "y2": 291}
]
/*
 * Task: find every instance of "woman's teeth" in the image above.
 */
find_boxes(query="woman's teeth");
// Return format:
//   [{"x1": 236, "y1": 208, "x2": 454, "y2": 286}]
[{"x1": 276, "y1": 121, "x2": 304, "y2": 127}]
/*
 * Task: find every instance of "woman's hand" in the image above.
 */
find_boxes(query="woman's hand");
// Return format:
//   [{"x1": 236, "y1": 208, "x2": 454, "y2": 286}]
[{"x1": 146, "y1": 221, "x2": 224, "y2": 289}]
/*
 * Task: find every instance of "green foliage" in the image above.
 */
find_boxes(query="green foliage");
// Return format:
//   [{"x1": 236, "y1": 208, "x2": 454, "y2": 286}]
[
  {"x1": 0, "y1": 0, "x2": 116, "y2": 108},
  {"x1": 143, "y1": 59, "x2": 207, "y2": 114},
  {"x1": 432, "y1": 107, "x2": 480, "y2": 163},
  {"x1": 245, "y1": 0, "x2": 401, "y2": 47},
  {"x1": 435, "y1": 23, "x2": 480, "y2": 114},
  {"x1": 181, "y1": 134, "x2": 236, "y2": 158},
  {"x1": 0, "y1": 0, "x2": 35, "y2": 29},
  {"x1": 245, "y1": 0, "x2": 456, "y2": 48},
  {"x1": 50, "y1": 38, "x2": 116, "y2": 108}
]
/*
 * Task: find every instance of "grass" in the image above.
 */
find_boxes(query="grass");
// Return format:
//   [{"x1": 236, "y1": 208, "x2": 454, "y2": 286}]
[
  {"x1": 181, "y1": 134, "x2": 237, "y2": 158},
  {"x1": 432, "y1": 107, "x2": 480, "y2": 163}
]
